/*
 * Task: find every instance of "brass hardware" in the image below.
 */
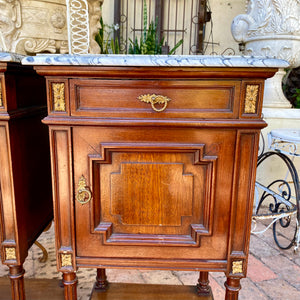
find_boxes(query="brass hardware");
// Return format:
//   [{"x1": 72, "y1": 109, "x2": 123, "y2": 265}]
[
  {"x1": 61, "y1": 253, "x2": 72, "y2": 267},
  {"x1": 138, "y1": 94, "x2": 171, "y2": 112},
  {"x1": 5, "y1": 247, "x2": 16, "y2": 260},
  {"x1": 244, "y1": 85, "x2": 259, "y2": 114},
  {"x1": 76, "y1": 175, "x2": 92, "y2": 205},
  {"x1": 232, "y1": 260, "x2": 243, "y2": 274},
  {"x1": 52, "y1": 83, "x2": 66, "y2": 112}
]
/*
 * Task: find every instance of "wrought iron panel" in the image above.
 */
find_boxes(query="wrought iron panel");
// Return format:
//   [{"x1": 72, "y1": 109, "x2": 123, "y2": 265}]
[{"x1": 112, "y1": 0, "x2": 210, "y2": 54}]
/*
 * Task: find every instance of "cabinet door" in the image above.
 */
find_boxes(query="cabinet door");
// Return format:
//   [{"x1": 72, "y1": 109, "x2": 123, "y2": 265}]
[{"x1": 73, "y1": 126, "x2": 236, "y2": 263}]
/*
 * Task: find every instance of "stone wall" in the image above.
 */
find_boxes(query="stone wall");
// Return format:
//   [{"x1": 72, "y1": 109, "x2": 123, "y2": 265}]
[{"x1": 204, "y1": 0, "x2": 245, "y2": 55}]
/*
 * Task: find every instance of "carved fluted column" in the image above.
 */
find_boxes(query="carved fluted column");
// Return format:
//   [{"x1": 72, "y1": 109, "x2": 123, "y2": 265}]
[{"x1": 231, "y1": 0, "x2": 300, "y2": 108}]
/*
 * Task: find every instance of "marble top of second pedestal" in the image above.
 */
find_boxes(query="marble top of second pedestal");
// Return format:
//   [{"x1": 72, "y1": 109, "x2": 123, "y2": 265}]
[
  {"x1": 21, "y1": 54, "x2": 289, "y2": 68},
  {"x1": 0, "y1": 52, "x2": 24, "y2": 63}
]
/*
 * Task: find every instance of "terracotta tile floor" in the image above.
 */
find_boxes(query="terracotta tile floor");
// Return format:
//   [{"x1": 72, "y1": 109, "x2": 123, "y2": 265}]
[{"x1": 1, "y1": 221, "x2": 300, "y2": 300}]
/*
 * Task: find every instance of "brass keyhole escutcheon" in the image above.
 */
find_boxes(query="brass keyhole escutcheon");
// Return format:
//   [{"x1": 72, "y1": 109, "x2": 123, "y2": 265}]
[
  {"x1": 76, "y1": 175, "x2": 92, "y2": 205},
  {"x1": 138, "y1": 94, "x2": 171, "y2": 112}
]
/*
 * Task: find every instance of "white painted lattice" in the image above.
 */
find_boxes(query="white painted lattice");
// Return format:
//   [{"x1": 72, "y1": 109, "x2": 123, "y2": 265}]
[{"x1": 66, "y1": 0, "x2": 90, "y2": 54}]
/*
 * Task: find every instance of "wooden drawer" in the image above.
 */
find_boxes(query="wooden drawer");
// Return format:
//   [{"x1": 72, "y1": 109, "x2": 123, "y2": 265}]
[{"x1": 70, "y1": 79, "x2": 241, "y2": 119}]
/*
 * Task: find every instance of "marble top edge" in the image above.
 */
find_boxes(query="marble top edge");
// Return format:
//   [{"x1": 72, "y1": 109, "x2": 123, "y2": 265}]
[
  {"x1": 0, "y1": 52, "x2": 25, "y2": 63},
  {"x1": 22, "y1": 54, "x2": 289, "y2": 68}
]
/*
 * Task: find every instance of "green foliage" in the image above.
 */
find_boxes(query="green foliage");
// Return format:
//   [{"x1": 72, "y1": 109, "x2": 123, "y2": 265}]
[
  {"x1": 290, "y1": 88, "x2": 300, "y2": 108},
  {"x1": 95, "y1": 16, "x2": 120, "y2": 54},
  {"x1": 282, "y1": 67, "x2": 300, "y2": 108},
  {"x1": 168, "y1": 39, "x2": 183, "y2": 55},
  {"x1": 128, "y1": 20, "x2": 164, "y2": 55}
]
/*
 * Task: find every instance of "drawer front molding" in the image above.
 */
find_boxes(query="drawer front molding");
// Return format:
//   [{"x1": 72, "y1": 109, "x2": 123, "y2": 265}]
[{"x1": 70, "y1": 79, "x2": 240, "y2": 119}]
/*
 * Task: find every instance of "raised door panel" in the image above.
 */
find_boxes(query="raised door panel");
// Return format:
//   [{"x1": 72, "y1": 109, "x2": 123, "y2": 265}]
[
  {"x1": 73, "y1": 127, "x2": 235, "y2": 262},
  {"x1": 90, "y1": 145, "x2": 216, "y2": 247}
]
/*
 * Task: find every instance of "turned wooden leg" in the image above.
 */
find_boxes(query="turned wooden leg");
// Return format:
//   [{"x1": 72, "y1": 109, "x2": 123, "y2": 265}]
[
  {"x1": 224, "y1": 277, "x2": 241, "y2": 300},
  {"x1": 9, "y1": 265, "x2": 26, "y2": 300},
  {"x1": 95, "y1": 268, "x2": 108, "y2": 291},
  {"x1": 62, "y1": 272, "x2": 78, "y2": 300},
  {"x1": 197, "y1": 271, "x2": 211, "y2": 296}
]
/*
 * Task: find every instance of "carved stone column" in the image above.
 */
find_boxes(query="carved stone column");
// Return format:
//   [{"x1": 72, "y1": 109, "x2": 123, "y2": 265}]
[
  {"x1": 231, "y1": 0, "x2": 300, "y2": 108},
  {"x1": 0, "y1": 0, "x2": 69, "y2": 54},
  {"x1": 0, "y1": 0, "x2": 104, "y2": 54}
]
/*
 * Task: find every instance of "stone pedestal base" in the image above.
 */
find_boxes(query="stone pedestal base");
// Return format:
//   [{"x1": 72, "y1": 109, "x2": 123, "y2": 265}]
[{"x1": 263, "y1": 69, "x2": 292, "y2": 109}]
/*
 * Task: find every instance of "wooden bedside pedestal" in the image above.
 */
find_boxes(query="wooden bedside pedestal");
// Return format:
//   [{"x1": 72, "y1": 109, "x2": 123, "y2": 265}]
[
  {"x1": 27, "y1": 55, "x2": 285, "y2": 300},
  {"x1": 0, "y1": 54, "x2": 53, "y2": 300}
]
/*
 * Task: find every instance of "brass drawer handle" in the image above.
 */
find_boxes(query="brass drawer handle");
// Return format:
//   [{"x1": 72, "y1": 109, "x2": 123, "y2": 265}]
[
  {"x1": 76, "y1": 175, "x2": 92, "y2": 205},
  {"x1": 138, "y1": 94, "x2": 171, "y2": 112}
]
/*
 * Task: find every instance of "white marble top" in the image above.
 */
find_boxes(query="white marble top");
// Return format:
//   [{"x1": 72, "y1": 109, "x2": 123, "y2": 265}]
[
  {"x1": 0, "y1": 52, "x2": 24, "y2": 63},
  {"x1": 22, "y1": 54, "x2": 289, "y2": 68}
]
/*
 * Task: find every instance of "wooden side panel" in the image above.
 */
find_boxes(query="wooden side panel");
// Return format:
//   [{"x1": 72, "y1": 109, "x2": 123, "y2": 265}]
[
  {"x1": 228, "y1": 130, "x2": 259, "y2": 277},
  {"x1": 0, "y1": 123, "x2": 18, "y2": 264},
  {"x1": 8, "y1": 114, "x2": 53, "y2": 263},
  {"x1": 50, "y1": 128, "x2": 75, "y2": 271},
  {"x1": 0, "y1": 64, "x2": 52, "y2": 267},
  {"x1": 0, "y1": 74, "x2": 5, "y2": 109}
]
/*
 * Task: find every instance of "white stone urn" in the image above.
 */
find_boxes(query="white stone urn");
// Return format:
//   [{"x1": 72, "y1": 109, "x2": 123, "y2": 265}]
[{"x1": 231, "y1": 0, "x2": 300, "y2": 108}]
